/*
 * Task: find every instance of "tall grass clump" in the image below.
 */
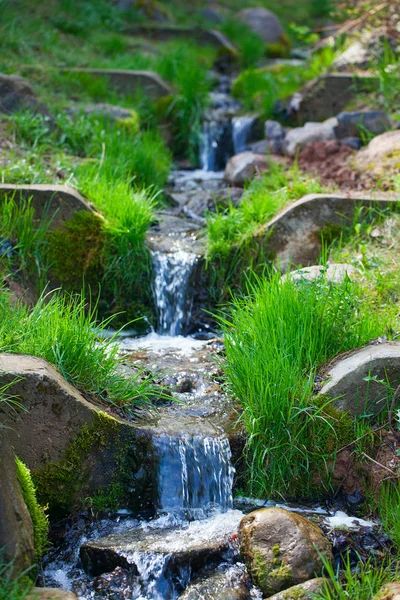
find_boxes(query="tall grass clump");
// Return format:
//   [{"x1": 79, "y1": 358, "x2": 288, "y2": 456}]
[
  {"x1": 0, "y1": 290, "x2": 160, "y2": 417},
  {"x1": 221, "y1": 19, "x2": 265, "y2": 68},
  {"x1": 219, "y1": 273, "x2": 389, "y2": 498},
  {"x1": 0, "y1": 561, "x2": 32, "y2": 600},
  {"x1": 206, "y1": 164, "x2": 323, "y2": 303}
]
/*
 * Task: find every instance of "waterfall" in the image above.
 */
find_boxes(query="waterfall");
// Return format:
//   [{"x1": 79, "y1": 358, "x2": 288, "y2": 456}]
[
  {"x1": 232, "y1": 115, "x2": 257, "y2": 154},
  {"x1": 199, "y1": 117, "x2": 233, "y2": 171},
  {"x1": 152, "y1": 250, "x2": 198, "y2": 336},
  {"x1": 154, "y1": 434, "x2": 235, "y2": 513}
]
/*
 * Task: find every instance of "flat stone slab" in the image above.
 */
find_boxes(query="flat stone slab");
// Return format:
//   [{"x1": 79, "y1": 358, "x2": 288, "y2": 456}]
[
  {"x1": 318, "y1": 342, "x2": 400, "y2": 416},
  {"x1": 0, "y1": 184, "x2": 94, "y2": 230},
  {"x1": 255, "y1": 193, "x2": 400, "y2": 270},
  {"x1": 64, "y1": 68, "x2": 172, "y2": 99}
]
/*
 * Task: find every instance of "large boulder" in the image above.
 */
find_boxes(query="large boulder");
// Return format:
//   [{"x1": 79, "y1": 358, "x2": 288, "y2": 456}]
[
  {"x1": 374, "y1": 582, "x2": 400, "y2": 600},
  {"x1": 0, "y1": 354, "x2": 156, "y2": 514},
  {"x1": 0, "y1": 184, "x2": 94, "y2": 231},
  {"x1": 0, "y1": 74, "x2": 51, "y2": 117},
  {"x1": 355, "y1": 130, "x2": 400, "y2": 177},
  {"x1": 236, "y1": 8, "x2": 285, "y2": 45},
  {"x1": 284, "y1": 118, "x2": 337, "y2": 156},
  {"x1": 239, "y1": 508, "x2": 333, "y2": 597},
  {"x1": 224, "y1": 152, "x2": 268, "y2": 186},
  {"x1": 0, "y1": 427, "x2": 35, "y2": 574},
  {"x1": 27, "y1": 590, "x2": 78, "y2": 600},
  {"x1": 266, "y1": 578, "x2": 330, "y2": 599},
  {"x1": 335, "y1": 111, "x2": 391, "y2": 139},
  {"x1": 318, "y1": 342, "x2": 400, "y2": 416}
]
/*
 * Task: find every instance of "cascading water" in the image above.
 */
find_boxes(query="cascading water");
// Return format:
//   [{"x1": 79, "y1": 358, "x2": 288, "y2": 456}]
[
  {"x1": 154, "y1": 434, "x2": 235, "y2": 513},
  {"x1": 152, "y1": 250, "x2": 198, "y2": 336},
  {"x1": 232, "y1": 115, "x2": 257, "y2": 154}
]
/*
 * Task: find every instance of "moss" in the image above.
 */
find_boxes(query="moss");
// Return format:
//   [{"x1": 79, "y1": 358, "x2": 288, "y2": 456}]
[
  {"x1": 15, "y1": 457, "x2": 49, "y2": 562},
  {"x1": 266, "y1": 35, "x2": 291, "y2": 59},
  {"x1": 283, "y1": 588, "x2": 307, "y2": 599},
  {"x1": 116, "y1": 109, "x2": 140, "y2": 134},
  {"x1": 48, "y1": 211, "x2": 105, "y2": 292},
  {"x1": 251, "y1": 548, "x2": 293, "y2": 595},
  {"x1": 32, "y1": 411, "x2": 134, "y2": 514}
]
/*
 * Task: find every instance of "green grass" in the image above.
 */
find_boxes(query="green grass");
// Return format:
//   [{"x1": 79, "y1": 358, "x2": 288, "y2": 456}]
[
  {"x1": 0, "y1": 289, "x2": 161, "y2": 417},
  {"x1": 15, "y1": 457, "x2": 49, "y2": 562},
  {"x1": 218, "y1": 273, "x2": 392, "y2": 498},
  {"x1": 0, "y1": 562, "x2": 32, "y2": 600},
  {"x1": 205, "y1": 163, "x2": 324, "y2": 303}
]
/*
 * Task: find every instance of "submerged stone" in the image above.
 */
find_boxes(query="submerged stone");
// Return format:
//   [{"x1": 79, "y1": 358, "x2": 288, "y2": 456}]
[
  {"x1": 239, "y1": 507, "x2": 333, "y2": 597},
  {"x1": 178, "y1": 564, "x2": 250, "y2": 599}
]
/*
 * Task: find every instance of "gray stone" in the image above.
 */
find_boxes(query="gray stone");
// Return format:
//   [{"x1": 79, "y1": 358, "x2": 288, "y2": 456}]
[
  {"x1": 265, "y1": 120, "x2": 285, "y2": 140},
  {"x1": 287, "y1": 73, "x2": 379, "y2": 124},
  {"x1": 318, "y1": 342, "x2": 400, "y2": 417},
  {"x1": 284, "y1": 264, "x2": 356, "y2": 284},
  {"x1": 179, "y1": 564, "x2": 249, "y2": 599},
  {"x1": 0, "y1": 184, "x2": 94, "y2": 231},
  {"x1": 239, "y1": 508, "x2": 333, "y2": 597},
  {"x1": 0, "y1": 427, "x2": 35, "y2": 575},
  {"x1": 199, "y1": 7, "x2": 223, "y2": 24},
  {"x1": 266, "y1": 578, "x2": 330, "y2": 599},
  {"x1": 254, "y1": 193, "x2": 399, "y2": 270},
  {"x1": 224, "y1": 152, "x2": 268, "y2": 186},
  {"x1": 284, "y1": 118, "x2": 338, "y2": 156},
  {"x1": 341, "y1": 137, "x2": 362, "y2": 150},
  {"x1": 65, "y1": 68, "x2": 172, "y2": 99},
  {"x1": 236, "y1": 8, "x2": 285, "y2": 45},
  {"x1": 27, "y1": 589, "x2": 78, "y2": 600},
  {"x1": 335, "y1": 111, "x2": 391, "y2": 139},
  {"x1": 0, "y1": 74, "x2": 51, "y2": 117},
  {"x1": 67, "y1": 103, "x2": 135, "y2": 122}
]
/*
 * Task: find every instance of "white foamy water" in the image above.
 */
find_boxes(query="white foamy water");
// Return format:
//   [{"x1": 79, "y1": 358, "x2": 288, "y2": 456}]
[{"x1": 120, "y1": 332, "x2": 207, "y2": 355}]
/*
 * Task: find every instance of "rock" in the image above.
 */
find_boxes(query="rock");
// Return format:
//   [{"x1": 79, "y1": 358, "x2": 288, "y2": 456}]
[
  {"x1": 248, "y1": 139, "x2": 269, "y2": 154},
  {"x1": 287, "y1": 73, "x2": 379, "y2": 124},
  {"x1": 236, "y1": 8, "x2": 285, "y2": 45},
  {"x1": 254, "y1": 192, "x2": 398, "y2": 269},
  {"x1": 93, "y1": 567, "x2": 141, "y2": 599},
  {"x1": 265, "y1": 120, "x2": 285, "y2": 141},
  {"x1": 27, "y1": 589, "x2": 78, "y2": 600},
  {"x1": 355, "y1": 130, "x2": 400, "y2": 176},
  {"x1": 332, "y1": 41, "x2": 370, "y2": 72},
  {"x1": 200, "y1": 7, "x2": 223, "y2": 24},
  {"x1": 374, "y1": 582, "x2": 400, "y2": 599},
  {"x1": 284, "y1": 264, "x2": 356, "y2": 284},
  {"x1": 224, "y1": 152, "x2": 268, "y2": 186},
  {"x1": 178, "y1": 564, "x2": 250, "y2": 600},
  {"x1": 0, "y1": 427, "x2": 35, "y2": 574},
  {"x1": 0, "y1": 184, "x2": 94, "y2": 231},
  {"x1": 340, "y1": 137, "x2": 362, "y2": 150},
  {"x1": 0, "y1": 354, "x2": 156, "y2": 514},
  {"x1": 0, "y1": 74, "x2": 51, "y2": 117},
  {"x1": 334, "y1": 111, "x2": 391, "y2": 139},
  {"x1": 318, "y1": 342, "x2": 400, "y2": 417},
  {"x1": 266, "y1": 578, "x2": 330, "y2": 599},
  {"x1": 284, "y1": 118, "x2": 338, "y2": 156},
  {"x1": 67, "y1": 103, "x2": 137, "y2": 123},
  {"x1": 239, "y1": 508, "x2": 333, "y2": 597},
  {"x1": 65, "y1": 68, "x2": 172, "y2": 99}
]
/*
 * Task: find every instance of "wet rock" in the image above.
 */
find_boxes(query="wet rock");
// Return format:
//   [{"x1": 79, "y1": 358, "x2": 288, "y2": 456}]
[
  {"x1": 284, "y1": 118, "x2": 338, "y2": 156},
  {"x1": 283, "y1": 264, "x2": 356, "y2": 284},
  {"x1": 178, "y1": 564, "x2": 250, "y2": 600},
  {"x1": 224, "y1": 152, "x2": 268, "y2": 186},
  {"x1": 355, "y1": 130, "x2": 400, "y2": 177},
  {"x1": 287, "y1": 73, "x2": 379, "y2": 124},
  {"x1": 239, "y1": 507, "x2": 333, "y2": 596},
  {"x1": 335, "y1": 111, "x2": 391, "y2": 139},
  {"x1": 236, "y1": 8, "x2": 285, "y2": 45},
  {"x1": 0, "y1": 73, "x2": 51, "y2": 117},
  {"x1": 265, "y1": 120, "x2": 285, "y2": 141},
  {"x1": 374, "y1": 582, "x2": 400, "y2": 599},
  {"x1": 318, "y1": 342, "x2": 400, "y2": 416},
  {"x1": 93, "y1": 566, "x2": 140, "y2": 599},
  {"x1": 0, "y1": 184, "x2": 94, "y2": 231},
  {"x1": 26, "y1": 589, "x2": 78, "y2": 600},
  {"x1": 0, "y1": 427, "x2": 35, "y2": 575},
  {"x1": 63, "y1": 68, "x2": 172, "y2": 99},
  {"x1": 266, "y1": 578, "x2": 330, "y2": 599}
]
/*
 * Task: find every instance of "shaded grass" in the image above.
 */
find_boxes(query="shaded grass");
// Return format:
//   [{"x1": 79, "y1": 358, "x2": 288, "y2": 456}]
[
  {"x1": 0, "y1": 290, "x2": 161, "y2": 417},
  {"x1": 218, "y1": 273, "x2": 391, "y2": 498},
  {"x1": 0, "y1": 562, "x2": 32, "y2": 600}
]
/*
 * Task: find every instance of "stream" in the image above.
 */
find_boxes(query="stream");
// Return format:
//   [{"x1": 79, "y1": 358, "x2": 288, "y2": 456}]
[{"x1": 41, "y1": 73, "x2": 380, "y2": 600}]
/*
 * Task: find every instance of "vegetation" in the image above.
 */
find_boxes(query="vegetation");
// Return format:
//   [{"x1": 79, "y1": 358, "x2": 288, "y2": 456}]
[
  {"x1": 218, "y1": 273, "x2": 393, "y2": 498},
  {"x1": 0, "y1": 562, "x2": 32, "y2": 600},
  {"x1": 15, "y1": 458, "x2": 49, "y2": 561},
  {"x1": 0, "y1": 289, "x2": 161, "y2": 417}
]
